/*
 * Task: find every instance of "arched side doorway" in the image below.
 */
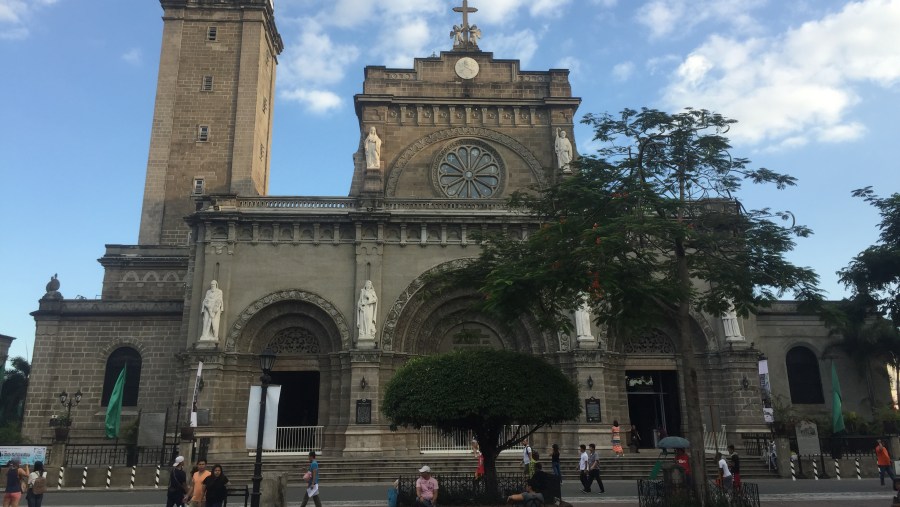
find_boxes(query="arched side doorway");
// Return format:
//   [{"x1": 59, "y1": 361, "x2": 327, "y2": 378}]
[
  {"x1": 230, "y1": 291, "x2": 348, "y2": 452},
  {"x1": 621, "y1": 329, "x2": 682, "y2": 447}
]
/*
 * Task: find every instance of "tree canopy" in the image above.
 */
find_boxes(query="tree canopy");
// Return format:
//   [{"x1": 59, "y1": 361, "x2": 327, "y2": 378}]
[
  {"x1": 382, "y1": 348, "x2": 579, "y2": 498},
  {"x1": 0, "y1": 357, "x2": 30, "y2": 428},
  {"x1": 433, "y1": 107, "x2": 821, "y2": 503}
]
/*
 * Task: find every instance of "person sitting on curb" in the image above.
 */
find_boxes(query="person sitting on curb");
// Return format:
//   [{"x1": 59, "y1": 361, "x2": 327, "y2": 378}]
[
  {"x1": 506, "y1": 479, "x2": 544, "y2": 506},
  {"x1": 415, "y1": 465, "x2": 438, "y2": 507}
]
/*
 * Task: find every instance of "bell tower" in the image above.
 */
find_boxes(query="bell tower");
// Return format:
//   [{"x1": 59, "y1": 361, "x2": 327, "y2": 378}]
[{"x1": 138, "y1": 0, "x2": 283, "y2": 245}]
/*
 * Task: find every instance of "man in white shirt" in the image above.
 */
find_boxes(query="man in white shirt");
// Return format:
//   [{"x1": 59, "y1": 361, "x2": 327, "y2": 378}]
[
  {"x1": 521, "y1": 438, "x2": 532, "y2": 476},
  {"x1": 716, "y1": 451, "x2": 733, "y2": 490},
  {"x1": 578, "y1": 444, "x2": 590, "y2": 493}
]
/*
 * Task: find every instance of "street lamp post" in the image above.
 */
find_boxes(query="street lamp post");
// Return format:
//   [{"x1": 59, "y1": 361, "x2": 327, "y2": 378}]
[
  {"x1": 56, "y1": 389, "x2": 83, "y2": 442},
  {"x1": 250, "y1": 348, "x2": 277, "y2": 507}
]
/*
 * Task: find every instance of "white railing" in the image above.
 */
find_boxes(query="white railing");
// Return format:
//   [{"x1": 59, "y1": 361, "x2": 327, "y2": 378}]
[
  {"x1": 703, "y1": 424, "x2": 728, "y2": 454},
  {"x1": 418, "y1": 426, "x2": 529, "y2": 454},
  {"x1": 260, "y1": 426, "x2": 323, "y2": 454}
]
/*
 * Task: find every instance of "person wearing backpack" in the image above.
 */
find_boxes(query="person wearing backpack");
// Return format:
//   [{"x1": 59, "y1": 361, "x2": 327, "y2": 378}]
[{"x1": 26, "y1": 461, "x2": 46, "y2": 507}]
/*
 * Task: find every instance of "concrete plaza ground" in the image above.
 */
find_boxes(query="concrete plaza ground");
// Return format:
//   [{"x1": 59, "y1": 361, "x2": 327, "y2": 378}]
[{"x1": 37, "y1": 478, "x2": 899, "y2": 506}]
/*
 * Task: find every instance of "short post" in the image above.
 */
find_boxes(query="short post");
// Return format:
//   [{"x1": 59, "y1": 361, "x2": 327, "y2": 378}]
[
  {"x1": 855, "y1": 457, "x2": 861, "y2": 479},
  {"x1": 790, "y1": 456, "x2": 796, "y2": 481},
  {"x1": 155, "y1": 465, "x2": 161, "y2": 489},
  {"x1": 106, "y1": 465, "x2": 112, "y2": 489},
  {"x1": 81, "y1": 466, "x2": 88, "y2": 489},
  {"x1": 834, "y1": 459, "x2": 841, "y2": 480},
  {"x1": 57, "y1": 466, "x2": 64, "y2": 490},
  {"x1": 130, "y1": 465, "x2": 137, "y2": 489},
  {"x1": 812, "y1": 458, "x2": 819, "y2": 480}
]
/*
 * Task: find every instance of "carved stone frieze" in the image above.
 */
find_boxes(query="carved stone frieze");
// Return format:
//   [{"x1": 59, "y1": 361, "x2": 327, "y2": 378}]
[
  {"x1": 624, "y1": 329, "x2": 675, "y2": 354},
  {"x1": 266, "y1": 327, "x2": 320, "y2": 354}
]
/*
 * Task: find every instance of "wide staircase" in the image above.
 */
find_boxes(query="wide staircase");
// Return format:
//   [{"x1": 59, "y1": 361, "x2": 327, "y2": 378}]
[{"x1": 211, "y1": 452, "x2": 779, "y2": 484}]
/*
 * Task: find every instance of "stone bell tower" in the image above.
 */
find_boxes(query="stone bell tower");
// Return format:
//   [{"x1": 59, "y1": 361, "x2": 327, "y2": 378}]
[{"x1": 138, "y1": 0, "x2": 283, "y2": 246}]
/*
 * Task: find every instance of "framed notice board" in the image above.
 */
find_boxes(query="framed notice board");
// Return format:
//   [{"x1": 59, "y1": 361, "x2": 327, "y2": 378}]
[{"x1": 585, "y1": 397, "x2": 601, "y2": 423}]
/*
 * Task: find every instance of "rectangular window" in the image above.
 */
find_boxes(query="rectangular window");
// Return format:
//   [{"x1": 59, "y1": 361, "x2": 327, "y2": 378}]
[
  {"x1": 198, "y1": 125, "x2": 209, "y2": 142},
  {"x1": 207, "y1": 26, "x2": 217, "y2": 41},
  {"x1": 201, "y1": 75, "x2": 213, "y2": 91},
  {"x1": 192, "y1": 178, "x2": 205, "y2": 195}
]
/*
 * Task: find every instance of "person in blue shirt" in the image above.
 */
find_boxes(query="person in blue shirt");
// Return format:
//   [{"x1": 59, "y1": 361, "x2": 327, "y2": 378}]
[{"x1": 300, "y1": 451, "x2": 321, "y2": 507}]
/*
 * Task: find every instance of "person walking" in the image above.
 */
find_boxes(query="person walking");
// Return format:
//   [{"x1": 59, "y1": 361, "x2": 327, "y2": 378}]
[
  {"x1": 584, "y1": 443, "x2": 605, "y2": 494},
  {"x1": 877, "y1": 439, "x2": 896, "y2": 486},
  {"x1": 166, "y1": 456, "x2": 188, "y2": 507},
  {"x1": 521, "y1": 438, "x2": 532, "y2": 476},
  {"x1": 201, "y1": 465, "x2": 228, "y2": 507},
  {"x1": 578, "y1": 444, "x2": 589, "y2": 493},
  {"x1": 187, "y1": 459, "x2": 210, "y2": 507},
  {"x1": 550, "y1": 444, "x2": 561, "y2": 482},
  {"x1": 300, "y1": 451, "x2": 322, "y2": 507},
  {"x1": 716, "y1": 451, "x2": 733, "y2": 490},
  {"x1": 728, "y1": 444, "x2": 741, "y2": 490},
  {"x1": 25, "y1": 461, "x2": 46, "y2": 507},
  {"x1": 629, "y1": 424, "x2": 642, "y2": 453}
]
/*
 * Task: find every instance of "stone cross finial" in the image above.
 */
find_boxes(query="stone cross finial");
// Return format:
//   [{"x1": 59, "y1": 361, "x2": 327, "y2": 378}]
[{"x1": 452, "y1": 0, "x2": 478, "y2": 48}]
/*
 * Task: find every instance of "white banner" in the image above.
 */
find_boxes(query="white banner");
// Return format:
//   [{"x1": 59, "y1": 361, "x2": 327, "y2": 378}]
[
  {"x1": 245, "y1": 385, "x2": 281, "y2": 450},
  {"x1": 0, "y1": 446, "x2": 46, "y2": 466},
  {"x1": 758, "y1": 359, "x2": 774, "y2": 423},
  {"x1": 190, "y1": 362, "x2": 204, "y2": 428}
]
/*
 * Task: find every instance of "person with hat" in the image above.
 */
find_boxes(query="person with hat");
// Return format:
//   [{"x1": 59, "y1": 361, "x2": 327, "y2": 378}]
[
  {"x1": 415, "y1": 465, "x2": 438, "y2": 507},
  {"x1": 300, "y1": 451, "x2": 321, "y2": 507},
  {"x1": 166, "y1": 456, "x2": 188, "y2": 507},
  {"x1": 3, "y1": 459, "x2": 28, "y2": 507}
]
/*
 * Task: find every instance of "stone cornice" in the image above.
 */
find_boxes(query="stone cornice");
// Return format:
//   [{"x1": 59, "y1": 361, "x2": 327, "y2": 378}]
[{"x1": 32, "y1": 300, "x2": 183, "y2": 317}]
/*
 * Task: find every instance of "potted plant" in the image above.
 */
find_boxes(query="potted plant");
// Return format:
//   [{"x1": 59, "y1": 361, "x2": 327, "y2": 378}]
[{"x1": 49, "y1": 413, "x2": 72, "y2": 441}]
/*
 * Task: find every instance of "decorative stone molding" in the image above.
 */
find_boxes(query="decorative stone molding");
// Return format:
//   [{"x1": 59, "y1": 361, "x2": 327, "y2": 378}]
[
  {"x1": 266, "y1": 327, "x2": 320, "y2": 354},
  {"x1": 624, "y1": 329, "x2": 675, "y2": 355},
  {"x1": 386, "y1": 127, "x2": 546, "y2": 196},
  {"x1": 226, "y1": 290, "x2": 350, "y2": 352},
  {"x1": 98, "y1": 338, "x2": 148, "y2": 361}
]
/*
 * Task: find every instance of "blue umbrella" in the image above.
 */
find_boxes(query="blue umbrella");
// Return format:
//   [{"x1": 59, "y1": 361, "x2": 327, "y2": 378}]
[{"x1": 657, "y1": 436, "x2": 691, "y2": 449}]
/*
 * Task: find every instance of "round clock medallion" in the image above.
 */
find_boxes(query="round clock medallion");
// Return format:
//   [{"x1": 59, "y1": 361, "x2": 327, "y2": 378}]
[{"x1": 455, "y1": 57, "x2": 479, "y2": 79}]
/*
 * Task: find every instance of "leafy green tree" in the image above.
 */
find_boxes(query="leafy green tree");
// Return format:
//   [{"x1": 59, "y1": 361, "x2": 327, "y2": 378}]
[
  {"x1": 382, "y1": 349, "x2": 579, "y2": 499},
  {"x1": 0, "y1": 357, "x2": 30, "y2": 428},
  {"x1": 436, "y1": 108, "x2": 821, "y2": 503},
  {"x1": 835, "y1": 188, "x2": 900, "y2": 408}
]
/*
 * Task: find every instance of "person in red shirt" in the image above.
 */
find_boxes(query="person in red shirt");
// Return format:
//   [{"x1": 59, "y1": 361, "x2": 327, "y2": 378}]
[
  {"x1": 674, "y1": 448, "x2": 692, "y2": 488},
  {"x1": 876, "y1": 439, "x2": 896, "y2": 486}
]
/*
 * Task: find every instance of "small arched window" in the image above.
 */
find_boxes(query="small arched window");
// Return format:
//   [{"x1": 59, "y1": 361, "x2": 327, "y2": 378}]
[
  {"x1": 101, "y1": 347, "x2": 142, "y2": 407},
  {"x1": 786, "y1": 346, "x2": 824, "y2": 404}
]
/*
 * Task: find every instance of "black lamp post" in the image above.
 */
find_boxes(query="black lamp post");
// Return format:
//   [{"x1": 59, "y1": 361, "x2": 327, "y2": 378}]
[{"x1": 250, "y1": 348, "x2": 276, "y2": 507}]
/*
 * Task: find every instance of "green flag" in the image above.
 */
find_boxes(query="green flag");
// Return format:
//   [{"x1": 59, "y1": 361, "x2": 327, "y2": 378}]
[
  {"x1": 105, "y1": 366, "x2": 126, "y2": 439},
  {"x1": 832, "y1": 361, "x2": 845, "y2": 434}
]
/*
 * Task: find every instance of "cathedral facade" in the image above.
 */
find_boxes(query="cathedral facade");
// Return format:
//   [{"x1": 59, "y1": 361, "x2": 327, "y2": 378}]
[{"x1": 22, "y1": 0, "x2": 887, "y2": 458}]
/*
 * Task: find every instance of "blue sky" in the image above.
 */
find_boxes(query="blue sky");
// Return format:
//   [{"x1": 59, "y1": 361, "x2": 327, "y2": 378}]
[{"x1": 1, "y1": 0, "x2": 898, "y2": 365}]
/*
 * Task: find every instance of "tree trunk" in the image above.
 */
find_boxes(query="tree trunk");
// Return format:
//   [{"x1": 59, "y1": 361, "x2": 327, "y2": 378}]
[
  {"x1": 675, "y1": 237, "x2": 708, "y2": 505},
  {"x1": 476, "y1": 428, "x2": 503, "y2": 503}
]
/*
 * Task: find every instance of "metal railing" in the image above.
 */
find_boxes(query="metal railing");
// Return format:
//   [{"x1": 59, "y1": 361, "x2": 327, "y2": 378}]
[
  {"x1": 398, "y1": 473, "x2": 525, "y2": 505},
  {"x1": 64, "y1": 444, "x2": 166, "y2": 466},
  {"x1": 703, "y1": 425, "x2": 728, "y2": 454},
  {"x1": 418, "y1": 426, "x2": 528, "y2": 453},
  {"x1": 259, "y1": 426, "x2": 323, "y2": 454}
]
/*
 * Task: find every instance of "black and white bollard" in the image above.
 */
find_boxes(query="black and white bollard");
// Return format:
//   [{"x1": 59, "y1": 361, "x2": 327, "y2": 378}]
[
  {"x1": 834, "y1": 459, "x2": 841, "y2": 480},
  {"x1": 154, "y1": 465, "x2": 161, "y2": 489},
  {"x1": 130, "y1": 465, "x2": 136, "y2": 489},
  {"x1": 81, "y1": 466, "x2": 88, "y2": 489},
  {"x1": 856, "y1": 457, "x2": 861, "y2": 480},
  {"x1": 57, "y1": 466, "x2": 64, "y2": 490},
  {"x1": 791, "y1": 456, "x2": 796, "y2": 481},
  {"x1": 106, "y1": 465, "x2": 112, "y2": 489},
  {"x1": 812, "y1": 458, "x2": 819, "y2": 480}
]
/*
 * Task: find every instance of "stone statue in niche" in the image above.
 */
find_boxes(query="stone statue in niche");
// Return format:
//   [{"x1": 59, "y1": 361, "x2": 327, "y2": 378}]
[
  {"x1": 575, "y1": 295, "x2": 594, "y2": 342},
  {"x1": 357, "y1": 280, "x2": 378, "y2": 341},
  {"x1": 555, "y1": 128, "x2": 573, "y2": 173},
  {"x1": 722, "y1": 300, "x2": 745, "y2": 342},
  {"x1": 364, "y1": 127, "x2": 382, "y2": 169},
  {"x1": 200, "y1": 280, "x2": 224, "y2": 341}
]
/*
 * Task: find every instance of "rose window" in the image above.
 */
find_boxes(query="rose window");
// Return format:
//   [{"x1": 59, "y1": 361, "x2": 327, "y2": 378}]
[{"x1": 435, "y1": 144, "x2": 502, "y2": 198}]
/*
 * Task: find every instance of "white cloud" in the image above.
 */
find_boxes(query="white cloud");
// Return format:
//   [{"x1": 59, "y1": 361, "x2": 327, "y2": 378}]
[
  {"x1": 591, "y1": 0, "x2": 618, "y2": 7},
  {"x1": 375, "y1": 17, "x2": 432, "y2": 68},
  {"x1": 612, "y1": 61, "x2": 635, "y2": 81},
  {"x1": 279, "y1": 20, "x2": 359, "y2": 87},
  {"x1": 489, "y1": 29, "x2": 539, "y2": 65},
  {"x1": 121, "y1": 48, "x2": 142, "y2": 66},
  {"x1": 661, "y1": 0, "x2": 900, "y2": 147},
  {"x1": 529, "y1": 0, "x2": 573, "y2": 19},
  {"x1": 280, "y1": 88, "x2": 343, "y2": 114},
  {"x1": 636, "y1": 0, "x2": 766, "y2": 39},
  {"x1": 556, "y1": 56, "x2": 581, "y2": 78},
  {"x1": 0, "y1": 0, "x2": 57, "y2": 39}
]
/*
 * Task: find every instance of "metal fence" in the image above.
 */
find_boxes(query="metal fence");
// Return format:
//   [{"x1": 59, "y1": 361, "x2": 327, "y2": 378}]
[
  {"x1": 261, "y1": 426, "x2": 323, "y2": 454},
  {"x1": 418, "y1": 426, "x2": 528, "y2": 453},
  {"x1": 397, "y1": 473, "x2": 525, "y2": 505},
  {"x1": 637, "y1": 479, "x2": 760, "y2": 507},
  {"x1": 64, "y1": 444, "x2": 166, "y2": 466}
]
